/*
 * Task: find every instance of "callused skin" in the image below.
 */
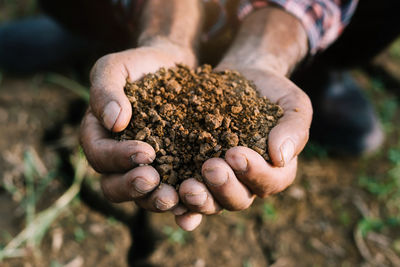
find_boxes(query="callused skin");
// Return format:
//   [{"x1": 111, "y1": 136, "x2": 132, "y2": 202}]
[{"x1": 80, "y1": 1, "x2": 313, "y2": 231}]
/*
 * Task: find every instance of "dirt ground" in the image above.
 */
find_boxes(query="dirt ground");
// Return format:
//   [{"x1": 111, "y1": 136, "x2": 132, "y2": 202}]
[
  {"x1": 0, "y1": 52, "x2": 399, "y2": 267},
  {"x1": 2, "y1": 2, "x2": 400, "y2": 267}
]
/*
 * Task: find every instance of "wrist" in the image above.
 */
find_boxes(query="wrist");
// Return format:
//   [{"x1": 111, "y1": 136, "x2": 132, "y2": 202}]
[
  {"x1": 220, "y1": 6, "x2": 308, "y2": 76},
  {"x1": 218, "y1": 53, "x2": 291, "y2": 76},
  {"x1": 138, "y1": 35, "x2": 197, "y2": 67},
  {"x1": 137, "y1": 0, "x2": 202, "y2": 68}
]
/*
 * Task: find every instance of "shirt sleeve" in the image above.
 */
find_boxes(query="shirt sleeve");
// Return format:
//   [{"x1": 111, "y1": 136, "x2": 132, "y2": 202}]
[{"x1": 237, "y1": 0, "x2": 359, "y2": 54}]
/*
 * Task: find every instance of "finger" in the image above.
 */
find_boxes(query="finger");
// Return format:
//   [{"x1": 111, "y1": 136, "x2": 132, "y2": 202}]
[
  {"x1": 225, "y1": 146, "x2": 297, "y2": 198},
  {"x1": 101, "y1": 165, "x2": 160, "y2": 203},
  {"x1": 179, "y1": 178, "x2": 221, "y2": 215},
  {"x1": 80, "y1": 111, "x2": 155, "y2": 173},
  {"x1": 135, "y1": 183, "x2": 179, "y2": 212},
  {"x1": 171, "y1": 204, "x2": 188, "y2": 216},
  {"x1": 175, "y1": 212, "x2": 203, "y2": 231},
  {"x1": 90, "y1": 53, "x2": 132, "y2": 132},
  {"x1": 221, "y1": 68, "x2": 312, "y2": 167},
  {"x1": 268, "y1": 87, "x2": 312, "y2": 167},
  {"x1": 89, "y1": 48, "x2": 181, "y2": 132},
  {"x1": 202, "y1": 158, "x2": 255, "y2": 211}
]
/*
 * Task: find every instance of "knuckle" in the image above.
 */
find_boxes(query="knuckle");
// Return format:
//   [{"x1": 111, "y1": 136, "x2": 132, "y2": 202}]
[
  {"x1": 90, "y1": 162, "x2": 106, "y2": 174},
  {"x1": 78, "y1": 131, "x2": 86, "y2": 151},
  {"x1": 100, "y1": 178, "x2": 118, "y2": 203},
  {"x1": 78, "y1": 112, "x2": 91, "y2": 146},
  {"x1": 79, "y1": 130, "x2": 89, "y2": 152},
  {"x1": 78, "y1": 127, "x2": 109, "y2": 173},
  {"x1": 88, "y1": 156, "x2": 105, "y2": 173},
  {"x1": 85, "y1": 141, "x2": 107, "y2": 173},
  {"x1": 90, "y1": 55, "x2": 108, "y2": 82}
]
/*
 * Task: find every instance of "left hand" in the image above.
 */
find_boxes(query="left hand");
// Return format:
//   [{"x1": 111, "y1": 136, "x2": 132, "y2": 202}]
[
  {"x1": 175, "y1": 64, "x2": 312, "y2": 225},
  {"x1": 79, "y1": 45, "x2": 203, "y2": 231}
]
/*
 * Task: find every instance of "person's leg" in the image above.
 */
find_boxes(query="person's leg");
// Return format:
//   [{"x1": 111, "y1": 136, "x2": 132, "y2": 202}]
[
  {"x1": 293, "y1": 0, "x2": 399, "y2": 155},
  {"x1": 0, "y1": 16, "x2": 93, "y2": 74},
  {"x1": 320, "y1": 0, "x2": 400, "y2": 68}
]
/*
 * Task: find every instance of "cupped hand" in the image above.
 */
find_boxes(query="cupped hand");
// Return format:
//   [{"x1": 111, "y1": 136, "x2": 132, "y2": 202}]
[
  {"x1": 178, "y1": 65, "x2": 312, "y2": 220},
  {"x1": 80, "y1": 44, "x2": 204, "y2": 230}
]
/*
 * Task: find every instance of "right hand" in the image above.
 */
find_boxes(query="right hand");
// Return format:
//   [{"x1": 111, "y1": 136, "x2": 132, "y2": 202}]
[
  {"x1": 176, "y1": 64, "x2": 312, "y2": 225},
  {"x1": 80, "y1": 44, "x2": 203, "y2": 230}
]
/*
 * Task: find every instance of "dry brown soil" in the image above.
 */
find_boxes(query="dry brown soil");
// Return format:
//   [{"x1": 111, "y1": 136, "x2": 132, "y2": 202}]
[{"x1": 119, "y1": 64, "x2": 282, "y2": 186}]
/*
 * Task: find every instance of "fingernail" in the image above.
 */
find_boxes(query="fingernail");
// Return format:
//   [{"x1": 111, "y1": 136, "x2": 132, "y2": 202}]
[
  {"x1": 155, "y1": 199, "x2": 173, "y2": 211},
  {"x1": 231, "y1": 154, "x2": 248, "y2": 173},
  {"x1": 280, "y1": 139, "x2": 295, "y2": 167},
  {"x1": 185, "y1": 192, "x2": 207, "y2": 206},
  {"x1": 132, "y1": 178, "x2": 155, "y2": 195},
  {"x1": 102, "y1": 101, "x2": 121, "y2": 130},
  {"x1": 172, "y1": 205, "x2": 188, "y2": 216},
  {"x1": 203, "y1": 168, "x2": 227, "y2": 187},
  {"x1": 131, "y1": 152, "x2": 154, "y2": 165},
  {"x1": 180, "y1": 213, "x2": 203, "y2": 232}
]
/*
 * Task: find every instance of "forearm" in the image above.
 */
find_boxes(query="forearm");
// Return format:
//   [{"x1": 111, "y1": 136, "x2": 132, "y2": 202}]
[
  {"x1": 138, "y1": 0, "x2": 203, "y2": 64},
  {"x1": 220, "y1": 6, "x2": 308, "y2": 76}
]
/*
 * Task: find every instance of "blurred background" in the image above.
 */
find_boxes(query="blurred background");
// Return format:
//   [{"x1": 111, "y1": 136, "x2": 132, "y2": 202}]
[{"x1": 1, "y1": 1, "x2": 400, "y2": 266}]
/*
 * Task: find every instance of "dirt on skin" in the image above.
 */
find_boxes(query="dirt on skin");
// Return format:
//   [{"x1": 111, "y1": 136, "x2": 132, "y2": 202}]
[{"x1": 117, "y1": 64, "x2": 283, "y2": 186}]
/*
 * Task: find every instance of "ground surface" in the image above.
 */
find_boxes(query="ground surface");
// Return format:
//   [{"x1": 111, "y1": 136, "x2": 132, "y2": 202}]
[{"x1": 2, "y1": 2, "x2": 400, "y2": 267}]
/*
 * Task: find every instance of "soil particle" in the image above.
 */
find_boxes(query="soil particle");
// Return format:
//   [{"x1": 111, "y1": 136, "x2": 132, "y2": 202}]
[{"x1": 117, "y1": 64, "x2": 283, "y2": 186}]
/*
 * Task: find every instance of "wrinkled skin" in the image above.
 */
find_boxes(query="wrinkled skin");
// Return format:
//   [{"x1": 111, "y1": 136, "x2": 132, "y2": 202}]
[{"x1": 80, "y1": 47, "x2": 312, "y2": 231}]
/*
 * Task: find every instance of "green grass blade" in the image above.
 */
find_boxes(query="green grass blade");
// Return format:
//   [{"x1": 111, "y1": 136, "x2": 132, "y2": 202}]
[
  {"x1": 0, "y1": 152, "x2": 87, "y2": 261},
  {"x1": 46, "y1": 73, "x2": 89, "y2": 103},
  {"x1": 23, "y1": 151, "x2": 36, "y2": 247}
]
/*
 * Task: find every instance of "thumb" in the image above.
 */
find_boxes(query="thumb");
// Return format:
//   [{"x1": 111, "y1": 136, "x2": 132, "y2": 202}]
[
  {"x1": 268, "y1": 89, "x2": 312, "y2": 167},
  {"x1": 89, "y1": 53, "x2": 132, "y2": 132}
]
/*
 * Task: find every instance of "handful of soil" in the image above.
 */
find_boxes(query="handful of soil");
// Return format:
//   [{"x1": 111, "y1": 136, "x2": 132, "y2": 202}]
[{"x1": 116, "y1": 64, "x2": 283, "y2": 186}]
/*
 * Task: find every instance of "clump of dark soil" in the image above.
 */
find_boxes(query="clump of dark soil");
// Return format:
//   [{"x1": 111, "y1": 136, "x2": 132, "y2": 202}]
[{"x1": 117, "y1": 64, "x2": 283, "y2": 186}]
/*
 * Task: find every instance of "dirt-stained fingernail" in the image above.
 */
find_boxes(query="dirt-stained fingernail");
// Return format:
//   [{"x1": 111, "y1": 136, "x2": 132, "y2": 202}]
[
  {"x1": 185, "y1": 191, "x2": 207, "y2": 206},
  {"x1": 131, "y1": 177, "x2": 155, "y2": 196},
  {"x1": 155, "y1": 199, "x2": 173, "y2": 211},
  {"x1": 203, "y1": 168, "x2": 227, "y2": 187},
  {"x1": 102, "y1": 101, "x2": 121, "y2": 131},
  {"x1": 280, "y1": 139, "x2": 295, "y2": 167},
  {"x1": 231, "y1": 154, "x2": 248, "y2": 173},
  {"x1": 131, "y1": 152, "x2": 154, "y2": 165}
]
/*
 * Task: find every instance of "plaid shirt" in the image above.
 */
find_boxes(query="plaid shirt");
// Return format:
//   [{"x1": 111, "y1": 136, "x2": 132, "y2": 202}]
[
  {"x1": 237, "y1": 0, "x2": 359, "y2": 54},
  {"x1": 112, "y1": 0, "x2": 359, "y2": 54}
]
